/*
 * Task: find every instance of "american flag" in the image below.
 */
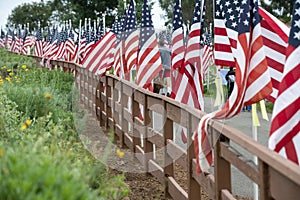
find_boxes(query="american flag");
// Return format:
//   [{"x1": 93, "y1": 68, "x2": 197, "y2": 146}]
[
  {"x1": 171, "y1": 0, "x2": 185, "y2": 71},
  {"x1": 171, "y1": 0, "x2": 185, "y2": 90},
  {"x1": 83, "y1": 20, "x2": 118, "y2": 76},
  {"x1": 43, "y1": 28, "x2": 59, "y2": 61},
  {"x1": 269, "y1": 0, "x2": 300, "y2": 166},
  {"x1": 6, "y1": 29, "x2": 13, "y2": 49},
  {"x1": 34, "y1": 27, "x2": 44, "y2": 57},
  {"x1": 123, "y1": 0, "x2": 139, "y2": 80},
  {"x1": 113, "y1": 14, "x2": 125, "y2": 77},
  {"x1": 259, "y1": 7, "x2": 290, "y2": 103},
  {"x1": 55, "y1": 27, "x2": 67, "y2": 60},
  {"x1": 22, "y1": 27, "x2": 35, "y2": 55},
  {"x1": 0, "y1": 29, "x2": 5, "y2": 48},
  {"x1": 136, "y1": 0, "x2": 162, "y2": 90},
  {"x1": 194, "y1": 0, "x2": 272, "y2": 173},
  {"x1": 65, "y1": 27, "x2": 76, "y2": 61},
  {"x1": 172, "y1": 0, "x2": 205, "y2": 110},
  {"x1": 214, "y1": 0, "x2": 240, "y2": 67},
  {"x1": 77, "y1": 27, "x2": 87, "y2": 64},
  {"x1": 201, "y1": 32, "x2": 213, "y2": 77}
]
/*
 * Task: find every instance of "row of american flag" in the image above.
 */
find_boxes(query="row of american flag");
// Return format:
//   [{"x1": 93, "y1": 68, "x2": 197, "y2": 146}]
[{"x1": 0, "y1": 0, "x2": 299, "y2": 173}]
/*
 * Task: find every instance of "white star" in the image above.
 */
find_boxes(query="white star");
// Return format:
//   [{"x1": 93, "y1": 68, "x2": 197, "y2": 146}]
[
  {"x1": 232, "y1": 22, "x2": 237, "y2": 28},
  {"x1": 295, "y1": 19, "x2": 300, "y2": 28},
  {"x1": 228, "y1": 8, "x2": 233, "y2": 14},
  {"x1": 294, "y1": 31, "x2": 300, "y2": 40},
  {"x1": 243, "y1": 19, "x2": 249, "y2": 26},
  {"x1": 216, "y1": 11, "x2": 220, "y2": 16},
  {"x1": 225, "y1": 1, "x2": 230, "y2": 7},
  {"x1": 296, "y1": 8, "x2": 300, "y2": 16}
]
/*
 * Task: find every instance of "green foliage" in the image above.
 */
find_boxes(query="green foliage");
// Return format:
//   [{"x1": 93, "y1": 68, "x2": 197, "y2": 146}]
[
  {"x1": 159, "y1": 0, "x2": 213, "y2": 28},
  {"x1": 260, "y1": 0, "x2": 294, "y2": 24},
  {"x1": 7, "y1": 2, "x2": 52, "y2": 31},
  {"x1": 0, "y1": 50, "x2": 129, "y2": 199}
]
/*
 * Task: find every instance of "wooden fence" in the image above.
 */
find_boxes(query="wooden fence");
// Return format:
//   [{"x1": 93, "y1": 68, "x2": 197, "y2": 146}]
[{"x1": 33, "y1": 56, "x2": 300, "y2": 200}]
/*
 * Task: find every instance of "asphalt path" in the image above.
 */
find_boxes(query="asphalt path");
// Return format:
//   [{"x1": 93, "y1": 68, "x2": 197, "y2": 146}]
[{"x1": 152, "y1": 97, "x2": 271, "y2": 198}]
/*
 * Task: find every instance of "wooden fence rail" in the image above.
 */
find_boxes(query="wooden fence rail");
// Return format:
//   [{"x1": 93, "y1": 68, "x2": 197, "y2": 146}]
[{"x1": 32, "y1": 56, "x2": 300, "y2": 200}]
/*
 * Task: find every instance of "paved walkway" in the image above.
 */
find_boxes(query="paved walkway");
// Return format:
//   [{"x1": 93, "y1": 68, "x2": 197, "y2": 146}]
[{"x1": 204, "y1": 97, "x2": 271, "y2": 198}]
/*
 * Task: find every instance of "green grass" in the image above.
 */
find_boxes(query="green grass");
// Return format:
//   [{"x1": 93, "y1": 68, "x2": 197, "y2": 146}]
[{"x1": 0, "y1": 49, "x2": 129, "y2": 199}]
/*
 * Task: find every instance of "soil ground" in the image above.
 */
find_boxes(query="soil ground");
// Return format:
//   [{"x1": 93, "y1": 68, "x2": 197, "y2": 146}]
[{"x1": 78, "y1": 107, "x2": 250, "y2": 200}]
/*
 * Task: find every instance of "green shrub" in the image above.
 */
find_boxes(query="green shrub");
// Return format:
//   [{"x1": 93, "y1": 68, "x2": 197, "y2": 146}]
[{"x1": 0, "y1": 50, "x2": 129, "y2": 200}]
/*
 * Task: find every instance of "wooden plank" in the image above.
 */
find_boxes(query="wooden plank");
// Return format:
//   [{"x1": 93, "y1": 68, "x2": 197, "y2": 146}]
[
  {"x1": 134, "y1": 90, "x2": 145, "y2": 104},
  {"x1": 107, "y1": 77, "x2": 114, "y2": 87},
  {"x1": 211, "y1": 120, "x2": 300, "y2": 186},
  {"x1": 133, "y1": 117, "x2": 145, "y2": 137},
  {"x1": 168, "y1": 177, "x2": 188, "y2": 200},
  {"x1": 108, "y1": 117, "x2": 114, "y2": 129},
  {"x1": 221, "y1": 190, "x2": 237, "y2": 200},
  {"x1": 147, "y1": 96, "x2": 164, "y2": 114},
  {"x1": 124, "y1": 132, "x2": 133, "y2": 150},
  {"x1": 115, "y1": 124, "x2": 123, "y2": 139},
  {"x1": 84, "y1": 82, "x2": 88, "y2": 90},
  {"x1": 214, "y1": 135, "x2": 231, "y2": 200},
  {"x1": 147, "y1": 128, "x2": 164, "y2": 148},
  {"x1": 258, "y1": 160, "x2": 271, "y2": 200},
  {"x1": 269, "y1": 167, "x2": 300, "y2": 200},
  {"x1": 89, "y1": 85, "x2": 92, "y2": 93},
  {"x1": 192, "y1": 160, "x2": 216, "y2": 200},
  {"x1": 123, "y1": 84, "x2": 133, "y2": 96},
  {"x1": 107, "y1": 97, "x2": 113, "y2": 108},
  {"x1": 166, "y1": 140, "x2": 187, "y2": 171},
  {"x1": 114, "y1": 102, "x2": 121, "y2": 113},
  {"x1": 101, "y1": 93, "x2": 106, "y2": 102},
  {"x1": 148, "y1": 160, "x2": 164, "y2": 184},
  {"x1": 123, "y1": 108, "x2": 132, "y2": 123},
  {"x1": 166, "y1": 103, "x2": 188, "y2": 127},
  {"x1": 135, "y1": 145, "x2": 145, "y2": 167},
  {"x1": 220, "y1": 142, "x2": 260, "y2": 184}
]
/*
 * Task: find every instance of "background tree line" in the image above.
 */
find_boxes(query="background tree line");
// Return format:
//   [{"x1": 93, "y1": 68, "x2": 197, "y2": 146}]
[{"x1": 6, "y1": 0, "x2": 293, "y2": 32}]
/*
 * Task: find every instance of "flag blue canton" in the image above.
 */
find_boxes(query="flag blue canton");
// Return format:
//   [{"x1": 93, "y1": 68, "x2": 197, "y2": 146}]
[
  {"x1": 238, "y1": 0, "x2": 251, "y2": 34},
  {"x1": 289, "y1": 0, "x2": 300, "y2": 47},
  {"x1": 139, "y1": 0, "x2": 155, "y2": 48},
  {"x1": 216, "y1": 0, "x2": 241, "y2": 31},
  {"x1": 68, "y1": 28, "x2": 74, "y2": 41},
  {"x1": 173, "y1": 0, "x2": 183, "y2": 31},
  {"x1": 205, "y1": 32, "x2": 212, "y2": 46},
  {"x1": 124, "y1": 0, "x2": 137, "y2": 37},
  {"x1": 36, "y1": 27, "x2": 43, "y2": 41}
]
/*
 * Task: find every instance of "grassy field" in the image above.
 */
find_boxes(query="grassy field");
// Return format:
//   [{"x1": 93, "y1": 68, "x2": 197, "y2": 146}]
[{"x1": 0, "y1": 49, "x2": 129, "y2": 199}]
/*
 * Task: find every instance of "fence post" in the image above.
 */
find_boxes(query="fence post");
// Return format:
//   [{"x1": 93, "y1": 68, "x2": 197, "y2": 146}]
[
  {"x1": 259, "y1": 159, "x2": 271, "y2": 200},
  {"x1": 214, "y1": 129, "x2": 231, "y2": 200},
  {"x1": 188, "y1": 113, "x2": 201, "y2": 200},
  {"x1": 99, "y1": 76, "x2": 107, "y2": 128},
  {"x1": 132, "y1": 91, "x2": 141, "y2": 153},
  {"x1": 144, "y1": 94, "x2": 153, "y2": 173},
  {"x1": 163, "y1": 100, "x2": 174, "y2": 198}
]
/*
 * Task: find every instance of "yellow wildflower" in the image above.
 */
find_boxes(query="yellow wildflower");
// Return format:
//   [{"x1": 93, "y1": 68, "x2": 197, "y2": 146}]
[
  {"x1": 45, "y1": 92, "x2": 52, "y2": 99},
  {"x1": 20, "y1": 124, "x2": 27, "y2": 131},
  {"x1": 25, "y1": 119, "x2": 31, "y2": 126},
  {"x1": 9, "y1": 72, "x2": 13, "y2": 76},
  {"x1": 116, "y1": 149, "x2": 124, "y2": 158},
  {"x1": 7, "y1": 69, "x2": 11, "y2": 72},
  {"x1": 21, "y1": 65, "x2": 27, "y2": 69},
  {"x1": 0, "y1": 149, "x2": 3, "y2": 157},
  {"x1": 1, "y1": 66, "x2": 6, "y2": 69},
  {"x1": 5, "y1": 77, "x2": 11, "y2": 82},
  {"x1": 25, "y1": 69, "x2": 29, "y2": 72}
]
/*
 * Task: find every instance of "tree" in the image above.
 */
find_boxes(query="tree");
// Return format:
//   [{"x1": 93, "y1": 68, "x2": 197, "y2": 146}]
[
  {"x1": 158, "y1": 0, "x2": 213, "y2": 31},
  {"x1": 260, "y1": 0, "x2": 294, "y2": 23},
  {"x1": 7, "y1": 2, "x2": 52, "y2": 31},
  {"x1": 117, "y1": 0, "x2": 153, "y2": 26}
]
